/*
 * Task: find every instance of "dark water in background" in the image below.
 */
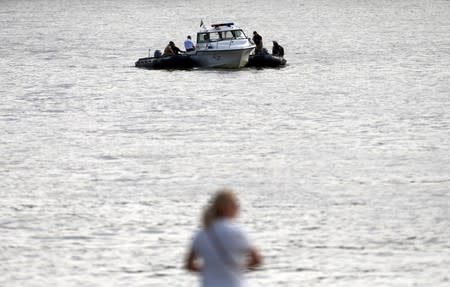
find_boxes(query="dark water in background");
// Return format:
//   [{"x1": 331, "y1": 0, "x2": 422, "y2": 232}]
[{"x1": 1, "y1": 0, "x2": 449, "y2": 286}]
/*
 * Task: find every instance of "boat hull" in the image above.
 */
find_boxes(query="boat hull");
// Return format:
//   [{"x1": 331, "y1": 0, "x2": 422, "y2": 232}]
[{"x1": 191, "y1": 47, "x2": 254, "y2": 69}]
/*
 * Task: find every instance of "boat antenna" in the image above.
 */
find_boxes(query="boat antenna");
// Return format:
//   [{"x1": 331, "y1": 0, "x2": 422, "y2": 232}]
[{"x1": 200, "y1": 19, "x2": 206, "y2": 29}]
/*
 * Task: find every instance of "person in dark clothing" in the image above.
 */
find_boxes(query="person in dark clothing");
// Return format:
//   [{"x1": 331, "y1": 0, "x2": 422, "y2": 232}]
[
  {"x1": 169, "y1": 41, "x2": 182, "y2": 55},
  {"x1": 272, "y1": 41, "x2": 284, "y2": 57},
  {"x1": 252, "y1": 31, "x2": 263, "y2": 55},
  {"x1": 163, "y1": 42, "x2": 175, "y2": 56}
]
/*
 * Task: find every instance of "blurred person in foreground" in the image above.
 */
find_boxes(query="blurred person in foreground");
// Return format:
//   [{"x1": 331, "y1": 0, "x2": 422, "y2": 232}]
[{"x1": 185, "y1": 189, "x2": 262, "y2": 287}]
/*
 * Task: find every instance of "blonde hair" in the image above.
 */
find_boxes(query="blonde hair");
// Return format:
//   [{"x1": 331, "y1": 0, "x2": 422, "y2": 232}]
[{"x1": 202, "y1": 188, "x2": 237, "y2": 228}]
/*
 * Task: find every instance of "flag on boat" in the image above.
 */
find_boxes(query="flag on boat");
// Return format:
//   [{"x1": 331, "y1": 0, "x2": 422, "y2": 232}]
[{"x1": 200, "y1": 19, "x2": 204, "y2": 28}]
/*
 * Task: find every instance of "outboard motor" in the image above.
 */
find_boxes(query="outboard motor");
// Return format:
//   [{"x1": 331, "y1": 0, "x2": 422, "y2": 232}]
[{"x1": 154, "y1": 50, "x2": 162, "y2": 58}]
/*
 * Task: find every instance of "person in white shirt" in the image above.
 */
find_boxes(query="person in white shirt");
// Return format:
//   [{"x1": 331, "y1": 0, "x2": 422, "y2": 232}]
[
  {"x1": 184, "y1": 35, "x2": 196, "y2": 52},
  {"x1": 185, "y1": 189, "x2": 262, "y2": 287}
]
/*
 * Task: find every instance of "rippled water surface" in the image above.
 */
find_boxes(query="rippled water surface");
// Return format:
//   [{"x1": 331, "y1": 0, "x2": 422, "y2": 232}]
[{"x1": 1, "y1": 0, "x2": 449, "y2": 286}]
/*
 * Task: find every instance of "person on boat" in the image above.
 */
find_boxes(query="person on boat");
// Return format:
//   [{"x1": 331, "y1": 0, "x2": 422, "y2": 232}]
[
  {"x1": 252, "y1": 31, "x2": 263, "y2": 55},
  {"x1": 170, "y1": 41, "x2": 182, "y2": 55},
  {"x1": 184, "y1": 35, "x2": 196, "y2": 52},
  {"x1": 185, "y1": 188, "x2": 262, "y2": 287},
  {"x1": 163, "y1": 42, "x2": 175, "y2": 56},
  {"x1": 272, "y1": 41, "x2": 284, "y2": 57},
  {"x1": 164, "y1": 41, "x2": 182, "y2": 56}
]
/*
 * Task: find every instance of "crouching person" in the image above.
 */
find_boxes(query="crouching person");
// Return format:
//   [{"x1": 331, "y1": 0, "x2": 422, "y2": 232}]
[{"x1": 272, "y1": 41, "x2": 284, "y2": 57}]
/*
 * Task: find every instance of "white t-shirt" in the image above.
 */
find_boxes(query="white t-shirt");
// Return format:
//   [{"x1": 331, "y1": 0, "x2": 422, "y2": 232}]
[
  {"x1": 192, "y1": 219, "x2": 251, "y2": 287},
  {"x1": 184, "y1": 38, "x2": 195, "y2": 50}
]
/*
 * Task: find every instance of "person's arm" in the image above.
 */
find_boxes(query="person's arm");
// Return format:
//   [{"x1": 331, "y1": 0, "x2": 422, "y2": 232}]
[
  {"x1": 185, "y1": 248, "x2": 201, "y2": 273},
  {"x1": 247, "y1": 247, "x2": 262, "y2": 270}
]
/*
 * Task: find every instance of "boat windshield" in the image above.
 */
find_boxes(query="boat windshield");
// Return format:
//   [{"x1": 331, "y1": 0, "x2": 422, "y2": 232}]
[{"x1": 197, "y1": 29, "x2": 247, "y2": 43}]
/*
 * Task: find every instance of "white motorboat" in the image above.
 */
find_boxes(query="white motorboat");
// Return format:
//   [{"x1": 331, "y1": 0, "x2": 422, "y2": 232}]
[{"x1": 189, "y1": 22, "x2": 255, "y2": 68}]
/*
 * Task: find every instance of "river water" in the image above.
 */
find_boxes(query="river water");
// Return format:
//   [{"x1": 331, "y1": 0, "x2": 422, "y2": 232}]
[{"x1": 1, "y1": 0, "x2": 449, "y2": 286}]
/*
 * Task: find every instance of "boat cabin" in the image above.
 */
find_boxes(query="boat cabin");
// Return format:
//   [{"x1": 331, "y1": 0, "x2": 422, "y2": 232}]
[{"x1": 196, "y1": 23, "x2": 249, "y2": 50}]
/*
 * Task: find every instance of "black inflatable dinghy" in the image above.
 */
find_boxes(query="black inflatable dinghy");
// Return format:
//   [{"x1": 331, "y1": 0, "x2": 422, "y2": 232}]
[
  {"x1": 135, "y1": 55, "x2": 195, "y2": 70},
  {"x1": 246, "y1": 54, "x2": 287, "y2": 68},
  {"x1": 135, "y1": 53, "x2": 286, "y2": 69}
]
